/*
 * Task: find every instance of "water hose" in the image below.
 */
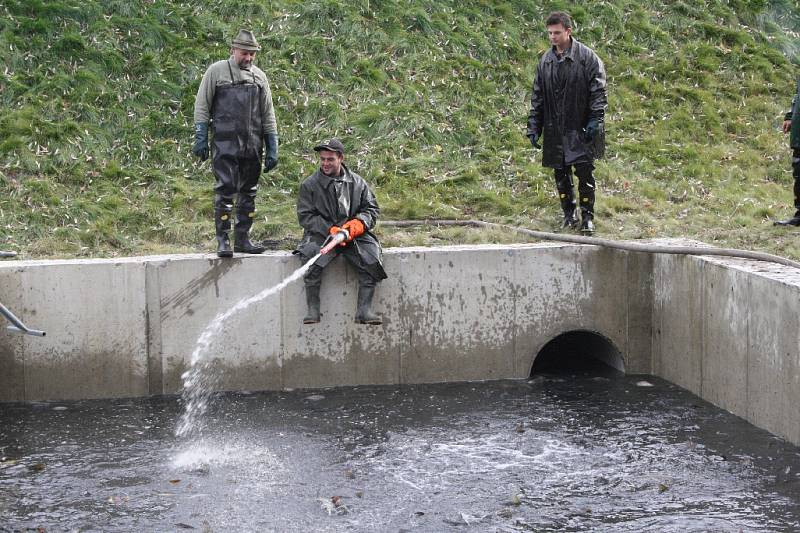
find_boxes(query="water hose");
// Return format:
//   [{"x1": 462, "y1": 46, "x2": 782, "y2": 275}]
[
  {"x1": 320, "y1": 230, "x2": 349, "y2": 255},
  {"x1": 380, "y1": 219, "x2": 800, "y2": 271}
]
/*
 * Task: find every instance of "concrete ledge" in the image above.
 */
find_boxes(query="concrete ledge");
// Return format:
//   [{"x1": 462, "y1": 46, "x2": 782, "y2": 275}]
[
  {"x1": 1, "y1": 243, "x2": 799, "y2": 445},
  {"x1": 0, "y1": 244, "x2": 651, "y2": 399}
]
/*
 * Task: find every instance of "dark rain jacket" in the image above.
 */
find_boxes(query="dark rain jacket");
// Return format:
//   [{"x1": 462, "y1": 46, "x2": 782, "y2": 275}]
[
  {"x1": 786, "y1": 78, "x2": 800, "y2": 149},
  {"x1": 294, "y1": 164, "x2": 387, "y2": 280},
  {"x1": 527, "y1": 38, "x2": 607, "y2": 168}
]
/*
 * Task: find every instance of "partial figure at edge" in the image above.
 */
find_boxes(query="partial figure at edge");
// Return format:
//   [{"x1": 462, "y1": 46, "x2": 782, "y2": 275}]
[{"x1": 775, "y1": 78, "x2": 800, "y2": 227}]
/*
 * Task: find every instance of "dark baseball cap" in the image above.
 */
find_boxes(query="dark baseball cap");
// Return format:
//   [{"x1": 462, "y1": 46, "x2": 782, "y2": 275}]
[{"x1": 313, "y1": 138, "x2": 345, "y2": 154}]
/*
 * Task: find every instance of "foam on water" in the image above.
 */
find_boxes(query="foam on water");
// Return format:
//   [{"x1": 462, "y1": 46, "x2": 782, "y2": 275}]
[
  {"x1": 172, "y1": 439, "x2": 283, "y2": 475},
  {"x1": 175, "y1": 254, "x2": 320, "y2": 439}
]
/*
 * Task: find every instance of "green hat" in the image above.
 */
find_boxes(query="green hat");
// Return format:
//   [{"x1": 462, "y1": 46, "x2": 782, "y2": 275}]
[{"x1": 231, "y1": 29, "x2": 261, "y2": 51}]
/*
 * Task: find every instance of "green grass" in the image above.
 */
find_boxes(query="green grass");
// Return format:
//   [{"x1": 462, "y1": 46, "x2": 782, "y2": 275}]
[{"x1": 1, "y1": 0, "x2": 800, "y2": 260}]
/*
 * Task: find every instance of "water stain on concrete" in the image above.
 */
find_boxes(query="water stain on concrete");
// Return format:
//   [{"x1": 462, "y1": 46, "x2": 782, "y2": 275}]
[{"x1": 159, "y1": 259, "x2": 238, "y2": 321}]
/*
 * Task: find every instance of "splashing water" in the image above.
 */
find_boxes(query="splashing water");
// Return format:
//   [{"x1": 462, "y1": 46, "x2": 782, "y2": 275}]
[{"x1": 175, "y1": 254, "x2": 320, "y2": 438}]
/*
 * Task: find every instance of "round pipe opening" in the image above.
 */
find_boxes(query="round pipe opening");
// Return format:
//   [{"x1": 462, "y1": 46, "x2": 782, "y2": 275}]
[{"x1": 531, "y1": 330, "x2": 624, "y2": 377}]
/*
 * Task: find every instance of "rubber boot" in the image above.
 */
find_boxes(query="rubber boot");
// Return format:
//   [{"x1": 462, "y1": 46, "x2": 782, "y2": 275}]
[
  {"x1": 578, "y1": 187, "x2": 596, "y2": 235},
  {"x1": 580, "y1": 217, "x2": 595, "y2": 235},
  {"x1": 234, "y1": 231, "x2": 266, "y2": 254},
  {"x1": 778, "y1": 153, "x2": 800, "y2": 227},
  {"x1": 233, "y1": 205, "x2": 266, "y2": 254},
  {"x1": 774, "y1": 178, "x2": 800, "y2": 226},
  {"x1": 303, "y1": 285, "x2": 321, "y2": 324},
  {"x1": 561, "y1": 200, "x2": 578, "y2": 229},
  {"x1": 555, "y1": 169, "x2": 577, "y2": 229},
  {"x1": 217, "y1": 233, "x2": 233, "y2": 257},
  {"x1": 774, "y1": 212, "x2": 800, "y2": 226},
  {"x1": 580, "y1": 208, "x2": 595, "y2": 235},
  {"x1": 215, "y1": 207, "x2": 233, "y2": 258},
  {"x1": 355, "y1": 284, "x2": 382, "y2": 325},
  {"x1": 575, "y1": 164, "x2": 596, "y2": 235}
]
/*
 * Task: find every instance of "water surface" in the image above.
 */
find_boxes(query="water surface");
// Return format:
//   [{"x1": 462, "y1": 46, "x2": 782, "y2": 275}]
[{"x1": 2, "y1": 375, "x2": 800, "y2": 532}]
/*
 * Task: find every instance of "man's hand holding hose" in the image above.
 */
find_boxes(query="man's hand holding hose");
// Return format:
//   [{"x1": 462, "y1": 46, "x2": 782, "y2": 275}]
[{"x1": 320, "y1": 219, "x2": 366, "y2": 255}]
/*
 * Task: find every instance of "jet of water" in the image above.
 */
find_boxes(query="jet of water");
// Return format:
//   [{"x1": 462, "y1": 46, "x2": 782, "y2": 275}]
[{"x1": 176, "y1": 254, "x2": 321, "y2": 438}]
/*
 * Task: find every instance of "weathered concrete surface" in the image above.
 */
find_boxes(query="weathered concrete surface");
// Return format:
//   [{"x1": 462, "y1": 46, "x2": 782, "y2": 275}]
[
  {"x1": 393, "y1": 246, "x2": 517, "y2": 383},
  {"x1": 0, "y1": 265, "x2": 24, "y2": 402},
  {"x1": 2, "y1": 244, "x2": 650, "y2": 400},
  {"x1": 0, "y1": 259, "x2": 148, "y2": 401},
  {"x1": 1, "y1": 243, "x2": 799, "y2": 445},
  {"x1": 652, "y1": 252, "x2": 800, "y2": 445},
  {"x1": 281, "y1": 254, "x2": 403, "y2": 389},
  {"x1": 652, "y1": 254, "x2": 705, "y2": 395},
  {"x1": 153, "y1": 254, "x2": 286, "y2": 394}
]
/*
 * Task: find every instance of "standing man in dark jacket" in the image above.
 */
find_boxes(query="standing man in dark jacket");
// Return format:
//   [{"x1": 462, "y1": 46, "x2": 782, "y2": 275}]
[
  {"x1": 294, "y1": 138, "x2": 387, "y2": 325},
  {"x1": 192, "y1": 29, "x2": 279, "y2": 257},
  {"x1": 775, "y1": 78, "x2": 800, "y2": 227},
  {"x1": 527, "y1": 11, "x2": 607, "y2": 235}
]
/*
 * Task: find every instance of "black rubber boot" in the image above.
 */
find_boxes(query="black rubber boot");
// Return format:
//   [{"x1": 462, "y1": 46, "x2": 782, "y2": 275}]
[
  {"x1": 303, "y1": 285, "x2": 321, "y2": 324},
  {"x1": 214, "y1": 206, "x2": 233, "y2": 258},
  {"x1": 355, "y1": 284, "x2": 382, "y2": 325},
  {"x1": 576, "y1": 163, "x2": 596, "y2": 235},
  {"x1": 561, "y1": 202, "x2": 578, "y2": 229},
  {"x1": 217, "y1": 234, "x2": 233, "y2": 257},
  {"x1": 234, "y1": 231, "x2": 266, "y2": 254},
  {"x1": 774, "y1": 214, "x2": 800, "y2": 227},
  {"x1": 233, "y1": 204, "x2": 266, "y2": 254},
  {"x1": 555, "y1": 168, "x2": 577, "y2": 229},
  {"x1": 580, "y1": 208, "x2": 595, "y2": 235}
]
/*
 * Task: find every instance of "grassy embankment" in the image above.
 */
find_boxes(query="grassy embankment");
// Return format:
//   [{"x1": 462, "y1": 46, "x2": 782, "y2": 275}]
[{"x1": 1, "y1": 0, "x2": 799, "y2": 259}]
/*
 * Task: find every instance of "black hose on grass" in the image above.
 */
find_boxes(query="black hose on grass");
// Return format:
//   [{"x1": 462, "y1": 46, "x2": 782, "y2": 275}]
[{"x1": 381, "y1": 219, "x2": 800, "y2": 271}]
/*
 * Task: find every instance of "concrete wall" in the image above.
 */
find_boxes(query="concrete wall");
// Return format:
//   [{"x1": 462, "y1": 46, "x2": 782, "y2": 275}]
[
  {"x1": 0, "y1": 259, "x2": 149, "y2": 401},
  {"x1": 1, "y1": 243, "x2": 798, "y2": 444},
  {"x1": 0, "y1": 244, "x2": 652, "y2": 401},
  {"x1": 652, "y1": 253, "x2": 800, "y2": 445}
]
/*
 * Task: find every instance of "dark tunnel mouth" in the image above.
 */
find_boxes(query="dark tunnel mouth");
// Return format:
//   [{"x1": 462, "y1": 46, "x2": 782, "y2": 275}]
[{"x1": 530, "y1": 330, "x2": 625, "y2": 377}]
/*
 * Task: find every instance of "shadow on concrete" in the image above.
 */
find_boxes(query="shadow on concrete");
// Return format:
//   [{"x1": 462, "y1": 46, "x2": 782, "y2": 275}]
[{"x1": 531, "y1": 330, "x2": 624, "y2": 377}]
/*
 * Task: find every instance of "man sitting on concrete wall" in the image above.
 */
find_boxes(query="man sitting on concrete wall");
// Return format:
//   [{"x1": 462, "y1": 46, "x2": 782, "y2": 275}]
[{"x1": 293, "y1": 138, "x2": 387, "y2": 325}]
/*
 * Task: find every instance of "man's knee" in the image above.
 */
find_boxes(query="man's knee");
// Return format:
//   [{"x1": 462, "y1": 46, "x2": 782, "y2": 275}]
[
  {"x1": 574, "y1": 162, "x2": 595, "y2": 179},
  {"x1": 553, "y1": 168, "x2": 573, "y2": 191},
  {"x1": 303, "y1": 264, "x2": 323, "y2": 287},
  {"x1": 357, "y1": 269, "x2": 379, "y2": 288}
]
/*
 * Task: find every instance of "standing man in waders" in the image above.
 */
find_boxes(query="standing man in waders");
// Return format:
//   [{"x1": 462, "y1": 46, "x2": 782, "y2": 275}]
[
  {"x1": 294, "y1": 138, "x2": 387, "y2": 326},
  {"x1": 192, "y1": 29, "x2": 279, "y2": 257},
  {"x1": 527, "y1": 11, "x2": 607, "y2": 235},
  {"x1": 775, "y1": 78, "x2": 800, "y2": 227}
]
